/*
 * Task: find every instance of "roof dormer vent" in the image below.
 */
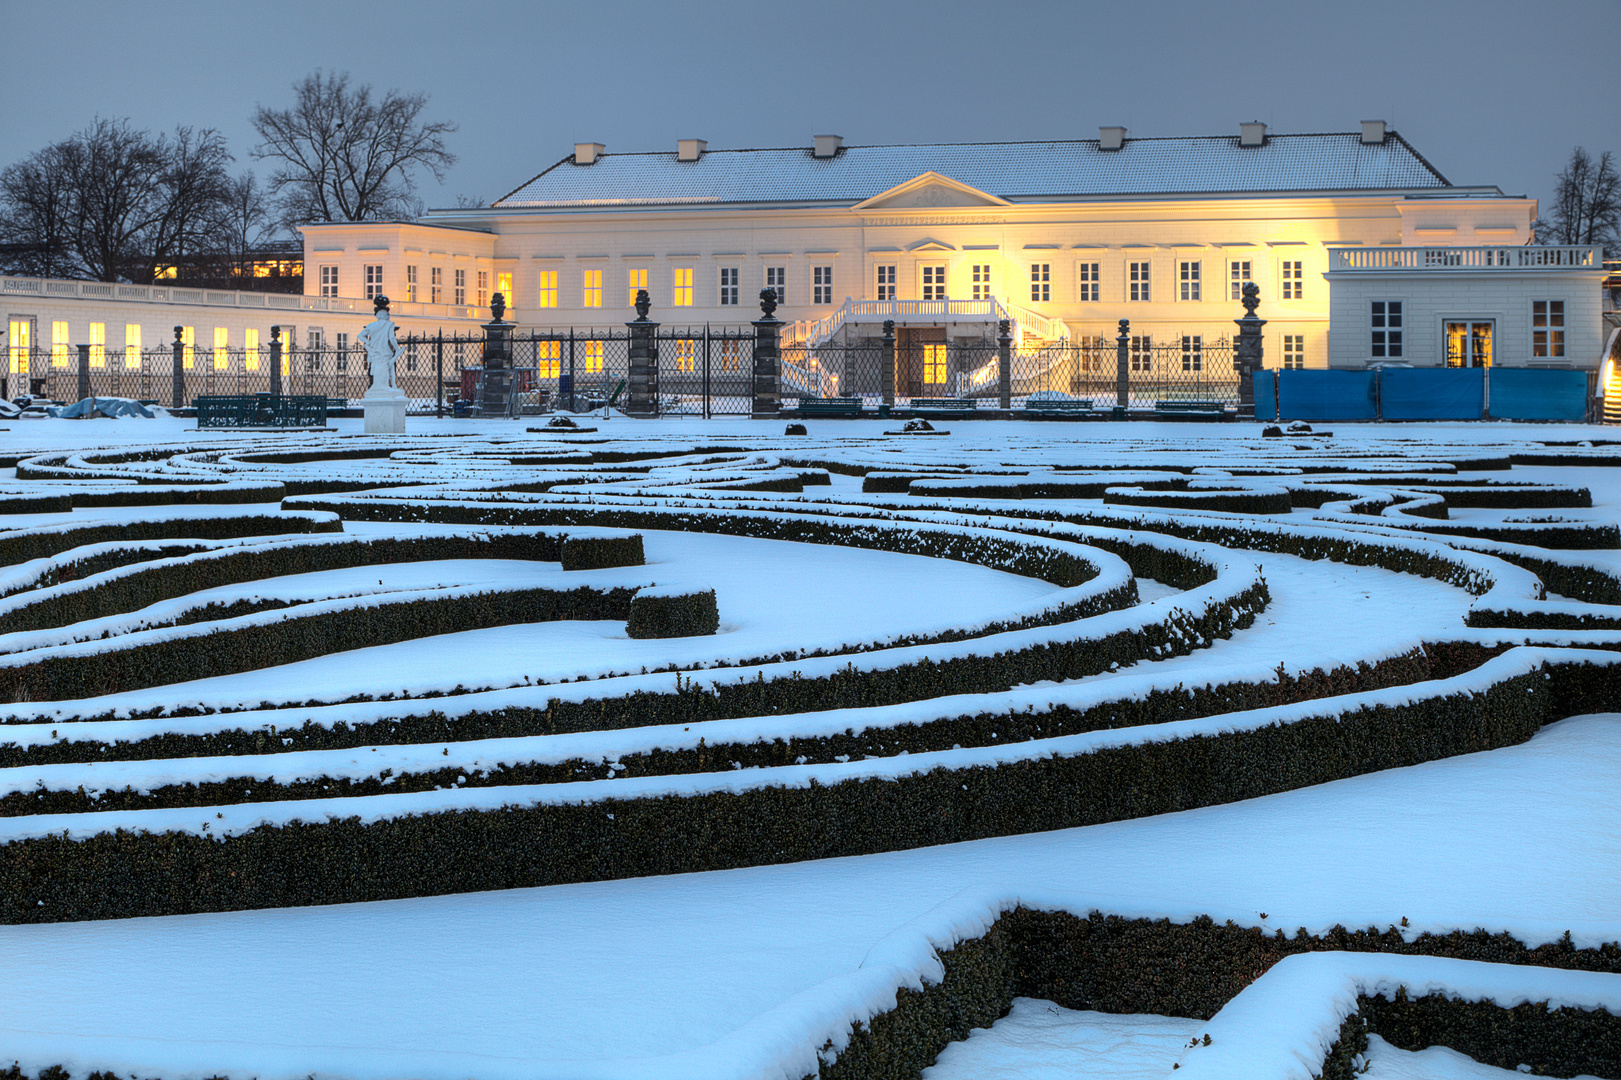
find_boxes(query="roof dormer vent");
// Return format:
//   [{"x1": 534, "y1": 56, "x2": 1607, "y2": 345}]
[
  {"x1": 812, "y1": 134, "x2": 843, "y2": 159},
  {"x1": 677, "y1": 138, "x2": 707, "y2": 162},
  {"x1": 1360, "y1": 120, "x2": 1388, "y2": 145},
  {"x1": 574, "y1": 142, "x2": 604, "y2": 165},
  {"x1": 1099, "y1": 126, "x2": 1127, "y2": 151},
  {"x1": 1239, "y1": 121, "x2": 1267, "y2": 148}
]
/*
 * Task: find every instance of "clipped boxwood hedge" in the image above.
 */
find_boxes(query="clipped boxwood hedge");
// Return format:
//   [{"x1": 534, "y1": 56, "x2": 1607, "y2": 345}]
[
  {"x1": 0, "y1": 511, "x2": 340, "y2": 570},
  {"x1": 627, "y1": 585, "x2": 718, "y2": 638},
  {"x1": 560, "y1": 533, "x2": 645, "y2": 570}
]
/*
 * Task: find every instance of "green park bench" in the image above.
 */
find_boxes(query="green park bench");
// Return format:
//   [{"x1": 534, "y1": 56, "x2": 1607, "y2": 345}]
[
  {"x1": 195, "y1": 394, "x2": 328, "y2": 429},
  {"x1": 1153, "y1": 399, "x2": 1229, "y2": 421},
  {"x1": 1021, "y1": 398, "x2": 1094, "y2": 420},
  {"x1": 795, "y1": 397, "x2": 864, "y2": 418},
  {"x1": 908, "y1": 397, "x2": 977, "y2": 419}
]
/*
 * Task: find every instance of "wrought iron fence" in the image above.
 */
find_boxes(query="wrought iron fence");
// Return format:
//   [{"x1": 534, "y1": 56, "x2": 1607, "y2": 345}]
[{"x1": 1009, "y1": 336, "x2": 1238, "y2": 407}]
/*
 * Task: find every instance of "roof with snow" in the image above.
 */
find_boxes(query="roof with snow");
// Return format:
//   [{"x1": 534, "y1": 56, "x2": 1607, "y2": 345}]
[{"x1": 492, "y1": 132, "x2": 1453, "y2": 209}]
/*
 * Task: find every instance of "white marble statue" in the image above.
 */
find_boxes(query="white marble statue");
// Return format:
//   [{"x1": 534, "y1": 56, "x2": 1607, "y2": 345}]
[{"x1": 358, "y1": 298, "x2": 401, "y2": 394}]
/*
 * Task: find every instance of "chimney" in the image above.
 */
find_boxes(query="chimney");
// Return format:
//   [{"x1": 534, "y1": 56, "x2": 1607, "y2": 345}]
[
  {"x1": 1098, "y1": 125, "x2": 1127, "y2": 151},
  {"x1": 1239, "y1": 121, "x2": 1267, "y2": 148},
  {"x1": 1360, "y1": 120, "x2": 1388, "y2": 145},
  {"x1": 573, "y1": 142, "x2": 604, "y2": 165},
  {"x1": 677, "y1": 138, "x2": 707, "y2": 162},
  {"x1": 812, "y1": 134, "x2": 843, "y2": 159}
]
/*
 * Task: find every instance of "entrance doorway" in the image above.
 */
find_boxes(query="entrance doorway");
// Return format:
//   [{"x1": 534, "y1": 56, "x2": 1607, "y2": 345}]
[
  {"x1": 896, "y1": 326, "x2": 947, "y2": 397},
  {"x1": 1444, "y1": 320, "x2": 1493, "y2": 368}
]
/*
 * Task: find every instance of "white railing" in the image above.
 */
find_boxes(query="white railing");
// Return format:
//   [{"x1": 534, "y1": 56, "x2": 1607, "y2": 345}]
[
  {"x1": 1328, "y1": 245, "x2": 1601, "y2": 272},
  {"x1": 784, "y1": 296, "x2": 1070, "y2": 349},
  {"x1": 0, "y1": 274, "x2": 491, "y2": 322},
  {"x1": 996, "y1": 298, "x2": 1071, "y2": 343}
]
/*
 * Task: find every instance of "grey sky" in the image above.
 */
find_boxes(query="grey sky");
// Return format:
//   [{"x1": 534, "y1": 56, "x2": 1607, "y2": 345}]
[{"x1": 3, "y1": 0, "x2": 1617, "y2": 219}]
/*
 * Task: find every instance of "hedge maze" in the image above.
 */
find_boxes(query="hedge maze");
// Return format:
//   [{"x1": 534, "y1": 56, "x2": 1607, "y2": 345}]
[{"x1": 1, "y1": 427, "x2": 1620, "y2": 1078}]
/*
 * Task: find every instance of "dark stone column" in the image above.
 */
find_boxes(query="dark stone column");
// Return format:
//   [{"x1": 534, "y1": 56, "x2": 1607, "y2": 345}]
[
  {"x1": 1233, "y1": 283, "x2": 1267, "y2": 419},
  {"x1": 626, "y1": 289, "x2": 659, "y2": 417},
  {"x1": 269, "y1": 326, "x2": 283, "y2": 399},
  {"x1": 881, "y1": 319, "x2": 896, "y2": 408},
  {"x1": 1115, "y1": 318, "x2": 1130, "y2": 418},
  {"x1": 171, "y1": 326, "x2": 185, "y2": 408},
  {"x1": 751, "y1": 288, "x2": 781, "y2": 419},
  {"x1": 997, "y1": 319, "x2": 1012, "y2": 410},
  {"x1": 480, "y1": 292, "x2": 514, "y2": 417},
  {"x1": 77, "y1": 343, "x2": 90, "y2": 402}
]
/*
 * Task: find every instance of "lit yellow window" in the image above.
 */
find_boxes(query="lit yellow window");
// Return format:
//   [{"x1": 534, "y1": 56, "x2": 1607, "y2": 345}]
[
  {"x1": 89, "y1": 323, "x2": 105, "y2": 368},
  {"x1": 628, "y1": 268, "x2": 648, "y2": 306},
  {"x1": 496, "y1": 271, "x2": 513, "y2": 306},
  {"x1": 583, "y1": 269, "x2": 602, "y2": 308},
  {"x1": 213, "y1": 327, "x2": 229, "y2": 370},
  {"x1": 538, "y1": 340, "x2": 560, "y2": 378},
  {"x1": 673, "y1": 267, "x2": 693, "y2": 306},
  {"x1": 583, "y1": 340, "x2": 604, "y2": 373},
  {"x1": 675, "y1": 339, "x2": 696, "y2": 372},
  {"x1": 7, "y1": 318, "x2": 29, "y2": 374},
  {"x1": 244, "y1": 328, "x2": 260, "y2": 371},
  {"x1": 923, "y1": 343, "x2": 947, "y2": 385},
  {"x1": 538, "y1": 271, "x2": 558, "y2": 308},
  {"x1": 52, "y1": 321, "x2": 69, "y2": 368},
  {"x1": 721, "y1": 339, "x2": 742, "y2": 371},
  {"x1": 181, "y1": 326, "x2": 195, "y2": 369},
  {"x1": 124, "y1": 324, "x2": 142, "y2": 369}
]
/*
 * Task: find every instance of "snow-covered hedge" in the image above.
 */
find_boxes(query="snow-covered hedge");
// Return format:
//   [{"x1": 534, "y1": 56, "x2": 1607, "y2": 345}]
[
  {"x1": 627, "y1": 584, "x2": 718, "y2": 638},
  {"x1": 1103, "y1": 485, "x2": 1294, "y2": 515},
  {"x1": 0, "y1": 510, "x2": 341, "y2": 569},
  {"x1": 560, "y1": 532, "x2": 645, "y2": 570}
]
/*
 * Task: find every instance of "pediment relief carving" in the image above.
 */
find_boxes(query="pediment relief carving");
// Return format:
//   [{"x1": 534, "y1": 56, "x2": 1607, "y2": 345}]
[{"x1": 853, "y1": 172, "x2": 1011, "y2": 212}]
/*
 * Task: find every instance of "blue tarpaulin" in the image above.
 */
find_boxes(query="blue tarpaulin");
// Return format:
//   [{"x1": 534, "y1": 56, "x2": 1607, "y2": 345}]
[
  {"x1": 1253, "y1": 371, "x2": 1278, "y2": 420},
  {"x1": 1277, "y1": 369, "x2": 1377, "y2": 421},
  {"x1": 1380, "y1": 368, "x2": 1484, "y2": 420},
  {"x1": 1488, "y1": 368, "x2": 1589, "y2": 422}
]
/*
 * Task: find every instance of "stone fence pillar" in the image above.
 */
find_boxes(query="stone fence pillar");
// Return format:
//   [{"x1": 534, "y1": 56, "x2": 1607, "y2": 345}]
[
  {"x1": 171, "y1": 326, "x2": 185, "y2": 408},
  {"x1": 997, "y1": 319, "x2": 1012, "y2": 410},
  {"x1": 1114, "y1": 318, "x2": 1130, "y2": 418},
  {"x1": 881, "y1": 319, "x2": 896, "y2": 408},
  {"x1": 626, "y1": 289, "x2": 659, "y2": 417},
  {"x1": 751, "y1": 288, "x2": 781, "y2": 418},
  {"x1": 1233, "y1": 283, "x2": 1266, "y2": 419}
]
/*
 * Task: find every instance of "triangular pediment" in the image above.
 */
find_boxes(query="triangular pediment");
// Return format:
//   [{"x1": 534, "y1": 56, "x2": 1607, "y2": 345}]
[
  {"x1": 908, "y1": 237, "x2": 956, "y2": 252},
  {"x1": 853, "y1": 172, "x2": 1011, "y2": 211}
]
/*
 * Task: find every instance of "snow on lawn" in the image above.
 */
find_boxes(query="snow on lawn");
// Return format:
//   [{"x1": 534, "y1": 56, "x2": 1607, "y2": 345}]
[
  {"x1": 922, "y1": 999, "x2": 1198, "y2": 1080},
  {"x1": 0, "y1": 712, "x2": 1615, "y2": 1080}
]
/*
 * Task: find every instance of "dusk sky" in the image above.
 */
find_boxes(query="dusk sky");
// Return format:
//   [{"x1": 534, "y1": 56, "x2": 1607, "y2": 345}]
[{"x1": 4, "y1": 0, "x2": 1617, "y2": 219}]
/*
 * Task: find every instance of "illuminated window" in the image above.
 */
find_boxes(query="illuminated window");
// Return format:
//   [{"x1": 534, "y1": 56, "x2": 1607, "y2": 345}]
[
  {"x1": 1129, "y1": 261, "x2": 1151, "y2": 302},
  {"x1": 813, "y1": 265, "x2": 833, "y2": 305},
  {"x1": 628, "y1": 268, "x2": 648, "y2": 306},
  {"x1": 364, "y1": 264, "x2": 383, "y2": 301},
  {"x1": 673, "y1": 339, "x2": 697, "y2": 372},
  {"x1": 405, "y1": 265, "x2": 418, "y2": 302},
  {"x1": 673, "y1": 267, "x2": 694, "y2": 306},
  {"x1": 454, "y1": 268, "x2": 466, "y2": 306},
  {"x1": 1077, "y1": 262, "x2": 1099, "y2": 303},
  {"x1": 921, "y1": 264, "x2": 946, "y2": 301},
  {"x1": 1281, "y1": 260, "x2": 1303, "y2": 300},
  {"x1": 496, "y1": 271, "x2": 513, "y2": 307},
  {"x1": 1029, "y1": 264, "x2": 1050, "y2": 303},
  {"x1": 873, "y1": 264, "x2": 893, "y2": 302},
  {"x1": 319, "y1": 265, "x2": 338, "y2": 297},
  {"x1": 537, "y1": 340, "x2": 561, "y2": 378},
  {"x1": 767, "y1": 266, "x2": 788, "y2": 305},
  {"x1": 583, "y1": 339, "x2": 604, "y2": 373},
  {"x1": 477, "y1": 270, "x2": 488, "y2": 309},
  {"x1": 1371, "y1": 301, "x2": 1402, "y2": 358},
  {"x1": 1179, "y1": 261, "x2": 1201, "y2": 302},
  {"x1": 7, "y1": 317, "x2": 30, "y2": 374},
  {"x1": 89, "y1": 322, "x2": 105, "y2": 368},
  {"x1": 1180, "y1": 334, "x2": 1202, "y2": 372},
  {"x1": 51, "y1": 321, "x2": 69, "y2": 368},
  {"x1": 971, "y1": 264, "x2": 991, "y2": 300},
  {"x1": 1130, "y1": 334, "x2": 1152, "y2": 372},
  {"x1": 1229, "y1": 260, "x2": 1251, "y2": 300},
  {"x1": 124, "y1": 324, "x2": 141, "y2": 369},
  {"x1": 180, "y1": 326, "x2": 194, "y2": 369},
  {"x1": 719, "y1": 267, "x2": 738, "y2": 306},
  {"x1": 430, "y1": 267, "x2": 442, "y2": 304},
  {"x1": 721, "y1": 338, "x2": 742, "y2": 371},
  {"x1": 1533, "y1": 300, "x2": 1565, "y2": 357},
  {"x1": 213, "y1": 327, "x2": 229, "y2": 370},
  {"x1": 244, "y1": 328, "x2": 260, "y2": 371},
  {"x1": 1282, "y1": 334, "x2": 1305, "y2": 369},
  {"x1": 922, "y1": 342, "x2": 947, "y2": 385},
  {"x1": 538, "y1": 270, "x2": 558, "y2": 308},
  {"x1": 583, "y1": 269, "x2": 602, "y2": 308}
]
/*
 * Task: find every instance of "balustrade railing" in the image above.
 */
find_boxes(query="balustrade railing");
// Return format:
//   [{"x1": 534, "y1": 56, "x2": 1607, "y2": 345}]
[{"x1": 1328, "y1": 245, "x2": 1600, "y2": 271}]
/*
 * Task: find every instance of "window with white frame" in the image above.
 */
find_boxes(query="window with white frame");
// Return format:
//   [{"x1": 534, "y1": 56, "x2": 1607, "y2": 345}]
[
  {"x1": 319, "y1": 265, "x2": 338, "y2": 297},
  {"x1": 583, "y1": 339, "x2": 604, "y2": 373},
  {"x1": 1179, "y1": 261, "x2": 1201, "y2": 302},
  {"x1": 51, "y1": 320, "x2": 69, "y2": 368},
  {"x1": 538, "y1": 270, "x2": 558, "y2": 308},
  {"x1": 1533, "y1": 300, "x2": 1565, "y2": 357},
  {"x1": 1371, "y1": 301, "x2": 1402, "y2": 358},
  {"x1": 721, "y1": 338, "x2": 742, "y2": 371},
  {"x1": 921, "y1": 264, "x2": 946, "y2": 301},
  {"x1": 1281, "y1": 260, "x2": 1303, "y2": 300},
  {"x1": 537, "y1": 340, "x2": 561, "y2": 378},
  {"x1": 1229, "y1": 260, "x2": 1251, "y2": 300},
  {"x1": 244, "y1": 328, "x2": 260, "y2": 371},
  {"x1": 673, "y1": 267, "x2": 694, "y2": 306},
  {"x1": 213, "y1": 326, "x2": 229, "y2": 370},
  {"x1": 582, "y1": 269, "x2": 602, "y2": 308},
  {"x1": 88, "y1": 322, "x2": 105, "y2": 368},
  {"x1": 971, "y1": 264, "x2": 991, "y2": 300},
  {"x1": 364, "y1": 264, "x2": 383, "y2": 301},
  {"x1": 124, "y1": 323, "x2": 141, "y2": 369},
  {"x1": 1129, "y1": 261, "x2": 1151, "y2": 302},
  {"x1": 497, "y1": 272, "x2": 512, "y2": 307},
  {"x1": 430, "y1": 267, "x2": 442, "y2": 304},
  {"x1": 477, "y1": 270, "x2": 488, "y2": 309},
  {"x1": 719, "y1": 267, "x2": 739, "y2": 306},
  {"x1": 1282, "y1": 334, "x2": 1305, "y2": 369},
  {"x1": 874, "y1": 264, "x2": 894, "y2": 302},
  {"x1": 813, "y1": 265, "x2": 833, "y2": 305},
  {"x1": 454, "y1": 268, "x2": 467, "y2": 306},
  {"x1": 405, "y1": 264, "x2": 418, "y2": 302},
  {"x1": 627, "y1": 268, "x2": 647, "y2": 306},
  {"x1": 766, "y1": 266, "x2": 787, "y2": 305},
  {"x1": 1077, "y1": 262, "x2": 1099, "y2": 303},
  {"x1": 1030, "y1": 263, "x2": 1050, "y2": 303},
  {"x1": 1130, "y1": 334, "x2": 1152, "y2": 372},
  {"x1": 335, "y1": 331, "x2": 348, "y2": 371},
  {"x1": 674, "y1": 339, "x2": 697, "y2": 372},
  {"x1": 1180, "y1": 334, "x2": 1202, "y2": 371}
]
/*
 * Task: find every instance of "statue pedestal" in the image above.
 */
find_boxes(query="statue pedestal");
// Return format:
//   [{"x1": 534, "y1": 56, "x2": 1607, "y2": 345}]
[{"x1": 362, "y1": 388, "x2": 408, "y2": 434}]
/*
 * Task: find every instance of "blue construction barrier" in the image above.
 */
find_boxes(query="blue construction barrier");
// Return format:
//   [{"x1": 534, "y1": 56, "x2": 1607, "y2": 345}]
[
  {"x1": 1488, "y1": 368, "x2": 1589, "y2": 422},
  {"x1": 1253, "y1": 371, "x2": 1278, "y2": 421},
  {"x1": 1379, "y1": 367, "x2": 1484, "y2": 421},
  {"x1": 1276, "y1": 369, "x2": 1377, "y2": 421}
]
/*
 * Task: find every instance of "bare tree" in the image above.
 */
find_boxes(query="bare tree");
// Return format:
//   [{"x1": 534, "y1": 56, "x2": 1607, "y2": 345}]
[
  {"x1": 211, "y1": 172, "x2": 276, "y2": 284},
  {"x1": 0, "y1": 142, "x2": 76, "y2": 279},
  {"x1": 250, "y1": 71, "x2": 457, "y2": 232},
  {"x1": 1536, "y1": 146, "x2": 1620, "y2": 254}
]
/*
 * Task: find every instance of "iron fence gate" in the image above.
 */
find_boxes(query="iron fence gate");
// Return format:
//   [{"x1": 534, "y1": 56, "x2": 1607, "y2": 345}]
[{"x1": 1009, "y1": 336, "x2": 1239, "y2": 407}]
